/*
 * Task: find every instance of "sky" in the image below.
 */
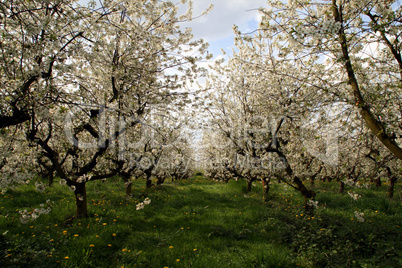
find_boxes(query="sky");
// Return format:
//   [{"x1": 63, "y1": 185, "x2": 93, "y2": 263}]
[{"x1": 177, "y1": 0, "x2": 266, "y2": 58}]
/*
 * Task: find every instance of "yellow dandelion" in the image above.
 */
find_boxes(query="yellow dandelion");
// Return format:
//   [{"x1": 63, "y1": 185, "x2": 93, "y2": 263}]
[
  {"x1": 169, "y1": 246, "x2": 174, "y2": 249},
  {"x1": 64, "y1": 256, "x2": 69, "y2": 260},
  {"x1": 89, "y1": 244, "x2": 95, "y2": 247},
  {"x1": 122, "y1": 248, "x2": 127, "y2": 252},
  {"x1": 193, "y1": 249, "x2": 197, "y2": 251},
  {"x1": 112, "y1": 233, "x2": 116, "y2": 237},
  {"x1": 108, "y1": 244, "x2": 112, "y2": 247},
  {"x1": 103, "y1": 223, "x2": 107, "y2": 226},
  {"x1": 63, "y1": 230, "x2": 68, "y2": 235},
  {"x1": 74, "y1": 234, "x2": 79, "y2": 237}
]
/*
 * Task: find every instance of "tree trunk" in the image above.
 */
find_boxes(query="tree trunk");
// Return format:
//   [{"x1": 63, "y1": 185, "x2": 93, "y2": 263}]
[
  {"x1": 376, "y1": 177, "x2": 382, "y2": 188},
  {"x1": 48, "y1": 172, "x2": 54, "y2": 187},
  {"x1": 157, "y1": 177, "x2": 165, "y2": 185},
  {"x1": 246, "y1": 180, "x2": 252, "y2": 193},
  {"x1": 262, "y1": 178, "x2": 270, "y2": 194},
  {"x1": 262, "y1": 178, "x2": 270, "y2": 201},
  {"x1": 75, "y1": 183, "x2": 88, "y2": 218},
  {"x1": 125, "y1": 182, "x2": 132, "y2": 196},
  {"x1": 122, "y1": 175, "x2": 132, "y2": 196},
  {"x1": 293, "y1": 176, "x2": 316, "y2": 215},
  {"x1": 332, "y1": 0, "x2": 402, "y2": 161},
  {"x1": 310, "y1": 176, "x2": 315, "y2": 188},
  {"x1": 339, "y1": 181, "x2": 345, "y2": 193},
  {"x1": 388, "y1": 177, "x2": 398, "y2": 199},
  {"x1": 146, "y1": 174, "x2": 153, "y2": 189},
  {"x1": 277, "y1": 151, "x2": 316, "y2": 215}
]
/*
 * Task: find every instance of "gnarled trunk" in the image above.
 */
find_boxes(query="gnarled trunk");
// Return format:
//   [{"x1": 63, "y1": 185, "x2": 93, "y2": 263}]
[{"x1": 293, "y1": 176, "x2": 316, "y2": 215}]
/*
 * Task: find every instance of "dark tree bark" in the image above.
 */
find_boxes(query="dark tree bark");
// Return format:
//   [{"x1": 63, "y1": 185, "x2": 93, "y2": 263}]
[
  {"x1": 375, "y1": 177, "x2": 382, "y2": 188},
  {"x1": 339, "y1": 180, "x2": 345, "y2": 193},
  {"x1": 262, "y1": 178, "x2": 270, "y2": 201},
  {"x1": 75, "y1": 183, "x2": 88, "y2": 218},
  {"x1": 388, "y1": 177, "x2": 398, "y2": 199},
  {"x1": 332, "y1": 0, "x2": 402, "y2": 161},
  {"x1": 246, "y1": 180, "x2": 253, "y2": 193},
  {"x1": 125, "y1": 182, "x2": 132, "y2": 196}
]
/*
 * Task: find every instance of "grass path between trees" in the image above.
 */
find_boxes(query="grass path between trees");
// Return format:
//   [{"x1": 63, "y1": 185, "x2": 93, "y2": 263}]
[{"x1": 0, "y1": 175, "x2": 401, "y2": 267}]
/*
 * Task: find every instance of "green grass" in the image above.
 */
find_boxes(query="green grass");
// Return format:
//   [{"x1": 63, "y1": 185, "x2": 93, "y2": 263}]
[{"x1": 0, "y1": 176, "x2": 401, "y2": 267}]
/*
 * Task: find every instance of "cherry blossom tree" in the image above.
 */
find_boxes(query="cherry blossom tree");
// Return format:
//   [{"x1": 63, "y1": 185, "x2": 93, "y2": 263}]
[
  {"x1": 257, "y1": 0, "x2": 402, "y2": 160},
  {"x1": 202, "y1": 32, "x2": 323, "y2": 211},
  {"x1": 1, "y1": 0, "x2": 210, "y2": 218}
]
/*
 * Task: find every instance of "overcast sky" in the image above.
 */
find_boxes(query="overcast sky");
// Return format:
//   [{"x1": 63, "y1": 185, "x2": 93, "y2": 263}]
[{"x1": 178, "y1": 0, "x2": 266, "y2": 57}]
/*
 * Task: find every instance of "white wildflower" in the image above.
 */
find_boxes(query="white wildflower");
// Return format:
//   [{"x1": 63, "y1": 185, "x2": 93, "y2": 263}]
[
  {"x1": 307, "y1": 199, "x2": 319, "y2": 208},
  {"x1": 348, "y1": 191, "x2": 361, "y2": 200},
  {"x1": 354, "y1": 211, "x2": 365, "y2": 222},
  {"x1": 35, "y1": 182, "x2": 46, "y2": 193},
  {"x1": 136, "y1": 202, "x2": 145, "y2": 210},
  {"x1": 143, "y1": 197, "x2": 151, "y2": 205}
]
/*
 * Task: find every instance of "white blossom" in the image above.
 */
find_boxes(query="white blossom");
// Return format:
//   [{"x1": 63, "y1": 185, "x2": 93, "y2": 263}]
[
  {"x1": 35, "y1": 182, "x2": 46, "y2": 193},
  {"x1": 354, "y1": 211, "x2": 365, "y2": 222},
  {"x1": 348, "y1": 191, "x2": 361, "y2": 200}
]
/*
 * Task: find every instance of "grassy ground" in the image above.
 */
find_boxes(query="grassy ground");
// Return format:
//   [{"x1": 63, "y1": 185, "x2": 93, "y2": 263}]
[{"x1": 0, "y1": 176, "x2": 401, "y2": 267}]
